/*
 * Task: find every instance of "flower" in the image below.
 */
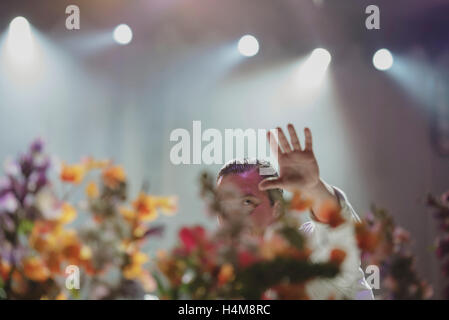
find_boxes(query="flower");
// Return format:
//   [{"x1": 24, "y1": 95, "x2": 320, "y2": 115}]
[
  {"x1": 329, "y1": 248, "x2": 347, "y2": 266},
  {"x1": 154, "y1": 196, "x2": 178, "y2": 216},
  {"x1": 82, "y1": 157, "x2": 111, "y2": 171},
  {"x1": 290, "y1": 191, "x2": 313, "y2": 212},
  {"x1": 132, "y1": 192, "x2": 158, "y2": 222},
  {"x1": 85, "y1": 181, "x2": 99, "y2": 199},
  {"x1": 238, "y1": 250, "x2": 259, "y2": 268},
  {"x1": 123, "y1": 251, "x2": 149, "y2": 279},
  {"x1": 179, "y1": 226, "x2": 207, "y2": 254},
  {"x1": 0, "y1": 259, "x2": 11, "y2": 282},
  {"x1": 60, "y1": 163, "x2": 85, "y2": 184},
  {"x1": 102, "y1": 165, "x2": 126, "y2": 189},
  {"x1": 318, "y1": 200, "x2": 345, "y2": 228},
  {"x1": 58, "y1": 203, "x2": 77, "y2": 225},
  {"x1": 355, "y1": 221, "x2": 379, "y2": 253},
  {"x1": 23, "y1": 257, "x2": 50, "y2": 282},
  {"x1": 156, "y1": 250, "x2": 184, "y2": 286},
  {"x1": 217, "y1": 263, "x2": 235, "y2": 286}
]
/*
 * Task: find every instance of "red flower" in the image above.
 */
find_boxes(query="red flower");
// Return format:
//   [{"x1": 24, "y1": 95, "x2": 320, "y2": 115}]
[
  {"x1": 179, "y1": 226, "x2": 207, "y2": 253},
  {"x1": 238, "y1": 250, "x2": 259, "y2": 268}
]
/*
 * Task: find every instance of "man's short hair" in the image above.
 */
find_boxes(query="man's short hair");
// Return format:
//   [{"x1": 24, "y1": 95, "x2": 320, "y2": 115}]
[{"x1": 217, "y1": 158, "x2": 283, "y2": 206}]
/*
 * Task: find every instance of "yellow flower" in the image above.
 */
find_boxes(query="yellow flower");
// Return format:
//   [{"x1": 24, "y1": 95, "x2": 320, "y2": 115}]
[
  {"x1": 60, "y1": 163, "x2": 85, "y2": 184},
  {"x1": 102, "y1": 165, "x2": 126, "y2": 189},
  {"x1": 80, "y1": 245, "x2": 93, "y2": 260},
  {"x1": 59, "y1": 203, "x2": 77, "y2": 225},
  {"x1": 85, "y1": 181, "x2": 99, "y2": 198},
  {"x1": 154, "y1": 196, "x2": 178, "y2": 216},
  {"x1": 133, "y1": 225, "x2": 146, "y2": 238},
  {"x1": 123, "y1": 251, "x2": 149, "y2": 279},
  {"x1": 83, "y1": 157, "x2": 111, "y2": 170},
  {"x1": 133, "y1": 192, "x2": 158, "y2": 222},
  {"x1": 119, "y1": 207, "x2": 136, "y2": 222}
]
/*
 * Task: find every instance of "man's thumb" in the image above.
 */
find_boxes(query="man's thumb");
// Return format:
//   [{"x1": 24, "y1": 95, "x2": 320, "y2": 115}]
[{"x1": 258, "y1": 177, "x2": 283, "y2": 190}]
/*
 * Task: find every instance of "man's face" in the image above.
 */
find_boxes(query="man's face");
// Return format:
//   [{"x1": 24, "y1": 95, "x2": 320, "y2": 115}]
[{"x1": 216, "y1": 168, "x2": 276, "y2": 232}]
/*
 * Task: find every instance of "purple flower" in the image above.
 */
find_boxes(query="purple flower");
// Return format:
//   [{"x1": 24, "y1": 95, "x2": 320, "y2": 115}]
[
  {"x1": 0, "y1": 192, "x2": 18, "y2": 213},
  {"x1": 30, "y1": 138, "x2": 44, "y2": 154},
  {"x1": 19, "y1": 153, "x2": 33, "y2": 178},
  {"x1": 28, "y1": 171, "x2": 48, "y2": 194},
  {"x1": 9, "y1": 176, "x2": 26, "y2": 204}
]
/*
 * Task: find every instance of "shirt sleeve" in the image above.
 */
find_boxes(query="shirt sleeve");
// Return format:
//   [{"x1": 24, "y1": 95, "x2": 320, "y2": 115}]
[{"x1": 301, "y1": 186, "x2": 374, "y2": 300}]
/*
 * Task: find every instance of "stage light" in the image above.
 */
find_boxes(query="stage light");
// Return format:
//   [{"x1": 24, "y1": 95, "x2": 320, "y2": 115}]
[
  {"x1": 238, "y1": 35, "x2": 259, "y2": 57},
  {"x1": 298, "y1": 48, "x2": 332, "y2": 88},
  {"x1": 310, "y1": 48, "x2": 332, "y2": 67},
  {"x1": 373, "y1": 49, "x2": 393, "y2": 71},
  {"x1": 113, "y1": 24, "x2": 133, "y2": 45},
  {"x1": 6, "y1": 16, "x2": 35, "y2": 65}
]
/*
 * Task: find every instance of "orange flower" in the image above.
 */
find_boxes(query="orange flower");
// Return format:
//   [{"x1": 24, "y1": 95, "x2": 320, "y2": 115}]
[
  {"x1": 102, "y1": 165, "x2": 126, "y2": 189},
  {"x1": 355, "y1": 222, "x2": 379, "y2": 253},
  {"x1": 318, "y1": 200, "x2": 346, "y2": 228},
  {"x1": 217, "y1": 263, "x2": 235, "y2": 286},
  {"x1": 23, "y1": 257, "x2": 50, "y2": 282},
  {"x1": 0, "y1": 259, "x2": 11, "y2": 282},
  {"x1": 60, "y1": 163, "x2": 85, "y2": 184},
  {"x1": 290, "y1": 191, "x2": 313, "y2": 212},
  {"x1": 85, "y1": 181, "x2": 99, "y2": 198},
  {"x1": 329, "y1": 248, "x2": 347, "y2": 266},
  {"x1": 132, "y1": 192, "x2": 158, "y2": 222}
]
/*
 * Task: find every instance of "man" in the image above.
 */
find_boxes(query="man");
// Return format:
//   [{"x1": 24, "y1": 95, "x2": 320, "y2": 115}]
[{"x1": 216, "y1": 124, "x2": 374, "y2": 300}]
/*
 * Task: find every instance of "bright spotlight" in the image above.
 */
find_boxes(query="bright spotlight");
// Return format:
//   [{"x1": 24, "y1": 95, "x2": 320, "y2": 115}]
[
  {"x1": 297, "y1": 48, "x2": 332, "y2": 88},
  {"x1": 113, "y1": 24, "x2": 133, "y2": 45},
  {"x1": 310, "y1": 48, "x2": 332, "y2": 67},
  {"x1": 238, "y1": 35, "x2": 259, "y2": 57},
  {"x1": 373, "y1": 49, "x2": 393, "y2": 71},
  {"x1": 7, "y1": 16, "x2": 35, "y2": 65}
]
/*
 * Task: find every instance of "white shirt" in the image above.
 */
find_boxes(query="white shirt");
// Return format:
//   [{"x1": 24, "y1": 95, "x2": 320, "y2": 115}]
[{"x1": 300, "y1": 186, "x2": 374, "y2": 300}]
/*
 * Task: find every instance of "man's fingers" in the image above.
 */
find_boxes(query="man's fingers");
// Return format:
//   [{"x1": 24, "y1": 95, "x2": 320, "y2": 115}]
[
  {"x1": 304, "y1": 127, "x2": 313, "y2": 151},
  {"x1": 258, "y1": 177, "x2": 284, "y2": 190},
  {"x1": 267, "y1": 130, "x2": 283, "y2": 155},
  {"x1": 287, "y1": 123, "x2": 301, "y2": 150},
  {"x1": 276, "y1": 127, "x2": 292, "y2": 153}
]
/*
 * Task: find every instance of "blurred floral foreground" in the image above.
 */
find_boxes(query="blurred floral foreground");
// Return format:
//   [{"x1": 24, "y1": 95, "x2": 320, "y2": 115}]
[{"x1": 0, "y1": 140, "x2": 445, "y2": 300}]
